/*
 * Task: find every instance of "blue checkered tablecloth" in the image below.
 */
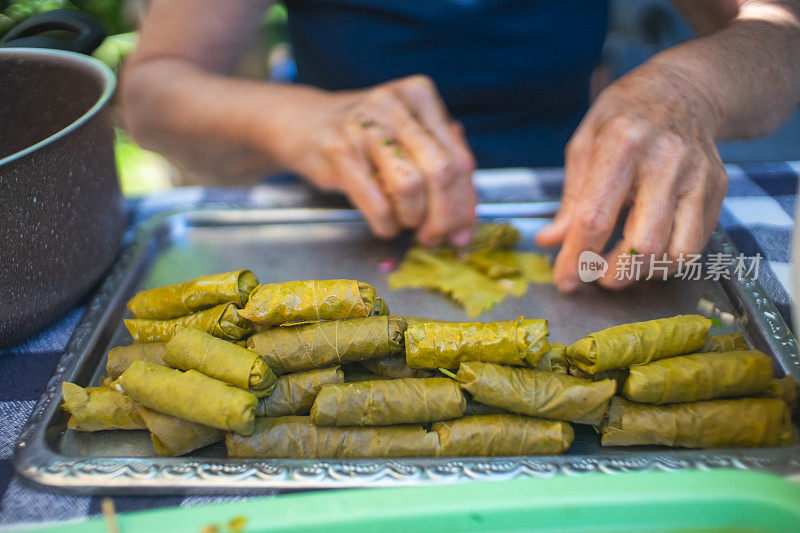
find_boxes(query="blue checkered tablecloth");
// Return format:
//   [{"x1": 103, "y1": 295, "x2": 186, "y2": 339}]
[{"x1": 0, "y1": 163, "x2": 797, "y2": 529}]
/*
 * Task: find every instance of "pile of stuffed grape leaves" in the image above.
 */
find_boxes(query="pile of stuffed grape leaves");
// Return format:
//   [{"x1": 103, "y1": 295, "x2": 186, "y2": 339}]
[{"x1": 61, "y1": 266, "x2": 798, "y2": 460}]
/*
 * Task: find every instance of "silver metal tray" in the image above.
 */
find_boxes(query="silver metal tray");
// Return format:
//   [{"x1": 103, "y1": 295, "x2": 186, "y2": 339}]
[{"x1": 13, "y1": 203, "x2": 800, "y2": 494}]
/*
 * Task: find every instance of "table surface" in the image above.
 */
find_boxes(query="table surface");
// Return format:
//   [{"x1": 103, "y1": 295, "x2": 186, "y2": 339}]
[{"x1": 0, "y1": 162, "x2": 797, "y2": 528}]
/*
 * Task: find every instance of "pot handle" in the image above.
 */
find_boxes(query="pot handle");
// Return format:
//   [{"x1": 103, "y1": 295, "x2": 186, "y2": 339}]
[{"x1": 0, "y1": 9, "x2": 106, "y2": 55}]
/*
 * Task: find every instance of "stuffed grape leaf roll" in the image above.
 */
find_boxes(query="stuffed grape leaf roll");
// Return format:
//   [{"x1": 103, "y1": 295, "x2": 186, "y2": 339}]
[
  {"x1": 119, "y1": 361, "x2": 257, "y2": 435},
  {"x1": 256, "y1": 366, "x2": 344, "y2": 416},
  {"x1": 247, "y1": 315, "x2": 406, "y2": 374},
  {"x1": 226, "y1": 416, "x2": 439, "y2": 458},
  {"x1": 622, "y1": 350, "x2": 772, "y2": 404},
  {"x1": 405, "y1": 317, "x2": 549, "y2": 369},
  {"x1": 534, "y1": 343, "x2": 569, "y2": 374},
  {"x1": 601, "y1": 397, "x2": 796, "y2": 448},
  {"x1": 165, "y1": 327, "x2": 276, "y2": 394},
  {"x1": 452, "y1": 361, "x2": 615, "y2": 424},
  {"x1": 433, "y1": 414, "x2": 574, "y2": 456},
  {"x1": 127, "y1": 269, "x2": 258, "y2": 320},
  {"x1": 567, "y1": 315, "x2": 712, "y2": 373},
  {"x1": 124, "y1": 303, "x2": 253, "y2": 343},
  {"x1": 310, "y1": 377, "x2": 465, "y2": 426},
  {"x1": 62, "y1": 382, "x2": 145, "y2": 431},
  {"x1": 239, "y1": 279, "x2": 382, "y2": 326},
  {"x1": 135, "y1": 405, "x2": 225, "y2": 457},
  {"x1": 106, "y1": 342, "x2": 168, "y2": 380}
]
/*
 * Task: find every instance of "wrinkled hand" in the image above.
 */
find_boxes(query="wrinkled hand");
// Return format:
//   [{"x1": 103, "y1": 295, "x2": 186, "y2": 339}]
[
  {"x1": 275, "y1": 75, "x2": 476, "y2": 246},
  {"x1": 536, "y1": 64, "x2": 727, "y2": 291}
]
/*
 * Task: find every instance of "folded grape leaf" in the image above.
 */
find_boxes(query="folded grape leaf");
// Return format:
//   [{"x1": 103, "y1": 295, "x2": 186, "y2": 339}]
[
  {"x1": 464, "y1": 249, "x2": 521, "y2": 279},
  {"x1": 388, "y1": 248, "x2": 507, "y2": 317},
  {"x1": 469, "y1": 222, "x2": 521, "y2": 250},
  {"x1": 470, "y1": 250, "x2": 554, "y2": 297},
  {"x1": 515, "y1": 251, "x2": 554, "y2": 284},
  {"x1": 387, "y1": 223, "x2": 553, "y2": 317}
]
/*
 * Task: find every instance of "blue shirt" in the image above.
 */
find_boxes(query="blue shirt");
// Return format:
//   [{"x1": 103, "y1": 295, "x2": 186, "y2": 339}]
[{"x1": 284, "y1": 0, "x2": 609, "y2": 167}]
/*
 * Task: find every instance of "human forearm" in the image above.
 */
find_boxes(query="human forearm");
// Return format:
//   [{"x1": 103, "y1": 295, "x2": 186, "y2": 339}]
[
  {"x1": 650, "y1": 1, "x2": 800, "y2": 140},
  {"x1": 119, "y1": 0, "x2": 285, "y2": 181},
  {"x1": 122, "y1": 0, "x2": 476, "y2": 243},
  {"x1": 121, "y1": 58, "x2": 325, "y2": 180},
  {"x1": 121, "y1": 50, "x2": 477, "y2": 244}
]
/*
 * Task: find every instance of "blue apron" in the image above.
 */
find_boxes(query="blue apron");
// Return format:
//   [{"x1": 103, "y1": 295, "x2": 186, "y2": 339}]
[{"x1": 284, "y1": 0, "x2": 608, "y2": 167}]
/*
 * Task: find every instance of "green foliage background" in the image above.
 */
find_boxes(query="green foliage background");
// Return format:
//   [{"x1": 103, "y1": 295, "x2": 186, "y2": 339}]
[{"x1": 0, "y1": 0, "x2": 132, "y2": 38}]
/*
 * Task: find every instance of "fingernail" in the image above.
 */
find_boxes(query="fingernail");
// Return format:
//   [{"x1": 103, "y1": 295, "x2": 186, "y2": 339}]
[{"x1": 450, "y1": 229, "x2": 472, "y2": 247}]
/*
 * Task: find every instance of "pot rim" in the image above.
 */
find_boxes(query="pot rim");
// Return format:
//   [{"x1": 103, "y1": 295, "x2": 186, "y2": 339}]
[{"x1": 0, "y1": 47, "x2": 116, "y2": 168}]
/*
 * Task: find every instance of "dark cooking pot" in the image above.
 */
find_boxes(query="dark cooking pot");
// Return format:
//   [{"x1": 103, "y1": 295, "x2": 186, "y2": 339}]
[{"x1": 0, "y1": 12, "x2": 125, "y2": 348}]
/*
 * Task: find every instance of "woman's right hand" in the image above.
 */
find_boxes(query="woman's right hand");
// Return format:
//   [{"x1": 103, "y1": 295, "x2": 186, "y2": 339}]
[{"x1": 263, "y1": 75, "x2": 477, "y2": 246}]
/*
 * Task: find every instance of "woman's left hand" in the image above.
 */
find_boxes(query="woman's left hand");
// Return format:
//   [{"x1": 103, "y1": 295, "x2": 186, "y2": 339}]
[{"x1": 536, "y1": 62, "x2": 728, "y2": 292}]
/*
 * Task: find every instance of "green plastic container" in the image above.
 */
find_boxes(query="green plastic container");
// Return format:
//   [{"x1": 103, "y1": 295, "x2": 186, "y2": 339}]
[{"x1": 29, "y1": 470, "x2": 800, "y2": 533}]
